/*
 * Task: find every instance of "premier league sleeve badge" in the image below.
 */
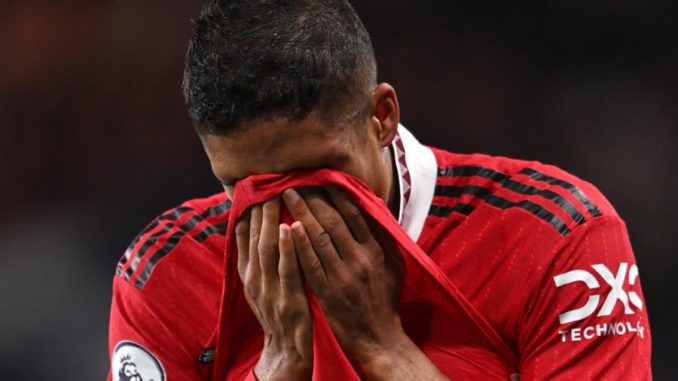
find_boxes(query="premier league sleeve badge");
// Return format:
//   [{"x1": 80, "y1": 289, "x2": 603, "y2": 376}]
[{"x1": 112, "y1": 341, "x2": 166, "y2": 381}]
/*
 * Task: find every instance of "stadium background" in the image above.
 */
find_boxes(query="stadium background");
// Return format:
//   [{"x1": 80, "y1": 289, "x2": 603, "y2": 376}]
[{"x1": 1, "y1": 1, "x2": 676, "y2": 379}]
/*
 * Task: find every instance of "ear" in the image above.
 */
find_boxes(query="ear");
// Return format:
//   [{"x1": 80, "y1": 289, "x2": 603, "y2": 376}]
[{"x1": 370, "y1": 82, "x2": 400, "y2": 148}]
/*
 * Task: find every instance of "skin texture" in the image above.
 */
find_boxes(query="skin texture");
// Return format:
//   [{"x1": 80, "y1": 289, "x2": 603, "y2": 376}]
[{"x1": 202, "y1": 83, "x2": 448, "y2": 380}]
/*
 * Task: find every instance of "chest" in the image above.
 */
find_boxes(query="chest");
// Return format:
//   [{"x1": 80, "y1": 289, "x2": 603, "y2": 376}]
[{"x1": 417, "y1": 206, "x2": 558, "y2": 349}]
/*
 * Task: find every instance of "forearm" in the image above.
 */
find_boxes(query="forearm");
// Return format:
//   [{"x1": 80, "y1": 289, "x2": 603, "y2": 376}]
[{"x1": 357, "y1": 333, "x2": 449, "y2": 381}]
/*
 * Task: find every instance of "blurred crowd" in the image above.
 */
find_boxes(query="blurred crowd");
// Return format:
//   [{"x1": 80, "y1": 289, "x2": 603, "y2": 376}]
[{"x1": 1, "y1": 1, "x2": 676, "y2": 379}]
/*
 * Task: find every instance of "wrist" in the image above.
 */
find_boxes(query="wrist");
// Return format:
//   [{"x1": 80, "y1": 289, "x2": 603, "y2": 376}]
[
  {"x1": 351, "y1": 323, "x2": 414, "y2": 378},
  {"x1": 353, "y1": 329, "x2": 449, "y2": 381},
  {"x1": 254, "y1": 344, "x2": 312, "y2": 381}
]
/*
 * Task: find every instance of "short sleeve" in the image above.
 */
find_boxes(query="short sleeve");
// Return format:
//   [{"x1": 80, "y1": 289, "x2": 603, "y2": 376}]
[
  {"x1": 107, "y1": 276, "x2": 207, "y2": 381},
  {"x1": 107, "y1": 195, "x2": 230, "y2": 380},
  {"x1": 518, "y1": 215, "x2": 652, "y2": 380}
]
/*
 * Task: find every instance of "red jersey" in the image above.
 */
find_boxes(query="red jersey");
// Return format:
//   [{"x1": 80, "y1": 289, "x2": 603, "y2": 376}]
[{"x1": 108, "y1": 126, "x2": 651, "y2": 380}]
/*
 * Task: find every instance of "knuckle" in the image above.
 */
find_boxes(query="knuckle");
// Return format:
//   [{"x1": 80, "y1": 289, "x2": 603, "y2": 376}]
[
  {"x1": 279, "y1": 303, "x2": 305, "y2": 321},
  {"x1": 280, "y1": 277, "x2": 296, "y2": 290},
  {"x1": 323, "y1": 213, "x2": 342, "y2": 229},
  {"x1": 278, "y1": 300, "x2": 294, "y2": 316},
  {"x1": 309, "y1": 258, "x2": 324, "y2": 275},
  {"x1": 355, "y1": 268, "x2": 370, "y2": 283},
  {"x1": 258, "y1": 241, "x2": 275, "y2": 256},
  {"x1": 279, "y1": 268, "x2": 296, "y2": 283},
  {"x1": 353, "y1": 258, "x2": 372, "y2": 280},
  {"x1": 366, "y1": 240, "x2": 382, "y2": 254},
  {"x1": 335, "y1": 273, "x2": 357, "y2": 295},
  {"x1": 245, "y1": 284, "x2": 259, "y2": 300},
  {"x1": 260, "y1": 283, "x2": 276, "y2": 299},
  {"x1": 245, "y1": 269, "x2": 260, "y2": 285},
  {"x1": 313, "y1": 231, "x2": 332, "y2": 249},
  {"x1": 347, "y1": 207, "x2": 362, "y2": 221}
]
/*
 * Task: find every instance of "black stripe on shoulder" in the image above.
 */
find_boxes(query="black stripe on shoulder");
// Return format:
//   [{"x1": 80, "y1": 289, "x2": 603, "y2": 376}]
[
  {"x1": 434, "y1": 165, "x2": 588, "y2": 226},
  {"x1": 500, "y1": 179, "x2": 586, "y2": 224},
  {"x1": 132, "y1": 199, "x2": 232, "y2": 288},
  {"x1": 438, "y1": 165, "x2": 509, "y2": 182},
  {"x1": 434, "y1": 184, "x2": 494, "y2": 199},
  {"x1": 119, "y1": 199, "x2": 231, "y2": 288},
  {"x1": 117, "y1": 206, "x2": 195, "y2": 270},
  {"x1": 432, "y1": 166, "x2": 590, "y2": 235},
  {"x1": 519, "y1": 168, "x2": 602, "y2": 217},
  {"x1": 134, "y1": 230, "x2": 185, "y2": 288},
  {"x1": 429, "y1": 203, "x2": 475, "y2": 218},
  {"x1": 193, "y1": 222, "x2": 228, "y2": 243},
  {"x1": 431, "y1": 183, "x2": 571, "y2": 235},
  {"x1": 205, "y1": 200, "x2": 232, "y2": 216},
  {"x1": 485, "y1": 194, "x2": 571, "y2": 235},
  {"x1": 133, "y1": 222, "x2": 230, "y2": 289},
  {"x1": 125, "y1": 211, "x2": 212, "y2": 280}
]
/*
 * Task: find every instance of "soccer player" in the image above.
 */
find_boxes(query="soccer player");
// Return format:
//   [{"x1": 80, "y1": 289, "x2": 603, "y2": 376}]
[{"x1": 108, "y1": 0, "x2": 652, "y2": 380}]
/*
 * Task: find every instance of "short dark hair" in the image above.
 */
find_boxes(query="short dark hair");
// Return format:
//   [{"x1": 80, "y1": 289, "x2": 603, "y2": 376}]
[{"x1": 183, "y1": 0, "x2": 377, "y2": 135}]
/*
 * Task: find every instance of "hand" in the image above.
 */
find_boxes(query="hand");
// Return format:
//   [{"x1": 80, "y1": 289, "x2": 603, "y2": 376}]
[
  {"x1": 236, "y1": 198, "x2": 312, "y2": 381},
  {"x1": 281, "y1": 186, "x2": 405, "y2": 364},
  {"x1": 282, "y1": 187, "x2": 448, "y2": 380}
]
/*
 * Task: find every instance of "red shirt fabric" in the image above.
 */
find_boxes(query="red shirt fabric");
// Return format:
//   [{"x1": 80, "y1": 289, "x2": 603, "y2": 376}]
[{"x1": 108, "y1": 143, "x2": 651, "y2": 380}]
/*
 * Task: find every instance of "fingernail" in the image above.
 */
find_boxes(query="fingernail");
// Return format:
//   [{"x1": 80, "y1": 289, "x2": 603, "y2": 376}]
[
  {"x1": 291, "y1": 221, "x2": 304, "y2": 236},
  {"x1": 282, "y1": 188, "x2": 299, "y2": 203},
  {"x1": 279, "y1": 224, "x2": 289, "y2": 238}
]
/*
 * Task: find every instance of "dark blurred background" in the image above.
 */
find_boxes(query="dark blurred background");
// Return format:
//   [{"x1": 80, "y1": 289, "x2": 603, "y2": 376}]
[{"x1": 1, "y1": 1, "x2": 676, "y2": 379}]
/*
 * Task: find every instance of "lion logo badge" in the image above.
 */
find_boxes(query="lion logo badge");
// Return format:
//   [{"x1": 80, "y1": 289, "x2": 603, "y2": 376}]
[
  {"x1": 112, "y1": 341, "x2": 165, "y2": 381},
  {"x1": 119, "y1": 353, "x2": 144, "y2": 381}
]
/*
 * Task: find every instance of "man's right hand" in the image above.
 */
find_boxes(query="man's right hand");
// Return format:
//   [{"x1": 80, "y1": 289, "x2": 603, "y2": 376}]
[{"x1": 236, "y1": 198, "x2": 313, "y2": 381}]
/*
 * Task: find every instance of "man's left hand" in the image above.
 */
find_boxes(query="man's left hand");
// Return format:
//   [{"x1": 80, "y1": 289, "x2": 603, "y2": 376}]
[
  {"x1": 282, "y1": 187, "x2": 405, "y2": 363},
  {"x1": 282, "y1": 186, "x2": 449, "y2": 380}
]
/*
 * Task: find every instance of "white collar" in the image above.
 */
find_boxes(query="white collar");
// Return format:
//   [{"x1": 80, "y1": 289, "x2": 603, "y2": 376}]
[{"x1": 391, "y1": 124, "x2": 438, "y2": 242}]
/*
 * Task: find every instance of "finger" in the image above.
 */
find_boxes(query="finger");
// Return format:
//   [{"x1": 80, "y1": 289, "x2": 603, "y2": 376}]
[
  {"x1": 291, "y1": 221, "x2": 327, "y2": 287},
  {"x1": 325, "y1": 185, "x2": 372, "y2": 244},
  {"x1": 301, "y1": 188, "x2": 357, "y2": 258},
  {"x1": 247, "y1": 205, "x2": 263, "y2": 288},
  {"x1": 278, "y1": 223, "x2": 304, "y2": 293},
  {"x1": 283, "y1": 188, "x2": 342, "y2": 271},
  {"x1": 235, "y1": 211, "x2": 251, "y2": 282},
  {"x1": 259, "y1": 198, "x2": 281, "y2": 286}
]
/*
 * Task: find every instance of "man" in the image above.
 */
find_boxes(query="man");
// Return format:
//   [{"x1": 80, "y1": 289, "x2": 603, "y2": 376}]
[{"x1": 108, "y1": 0, "x2": 652, "y2": 380}]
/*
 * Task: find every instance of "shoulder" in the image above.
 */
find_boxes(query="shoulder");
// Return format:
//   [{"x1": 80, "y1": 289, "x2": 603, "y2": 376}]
[
  {"x1": 115, "y1": 192, "x2": 231, "y2": 290},
  {"x1": 427, "y1": 148, "x2": 618, "y2": 240},
  {"x1": 422, "y1": 149, "x2": 650, "y2": 353},
  {"x1": 108, "y1": 193, "x2": 230, "y2": 378}
]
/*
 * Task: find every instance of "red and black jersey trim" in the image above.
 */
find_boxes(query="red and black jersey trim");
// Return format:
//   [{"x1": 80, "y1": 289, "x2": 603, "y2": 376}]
[
  {"x1": 116, "y1": 199, "x2": 231, "y2": 289},
  {"x1": 519, "y1": 168, "x2": 602, "y2": 217},
  {"x1": 429, "y1": 203, "x2": 475, "y2": 217},
  {"x1": 431, "y1": 165, "x2": 601, "y2": 236}
]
